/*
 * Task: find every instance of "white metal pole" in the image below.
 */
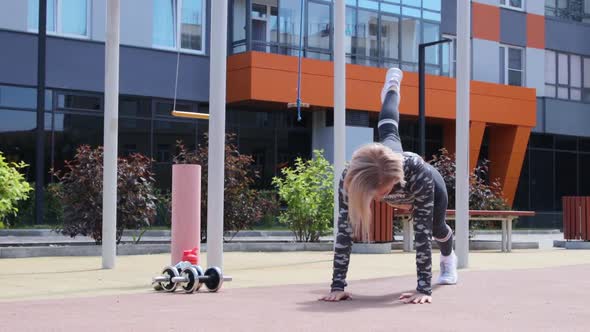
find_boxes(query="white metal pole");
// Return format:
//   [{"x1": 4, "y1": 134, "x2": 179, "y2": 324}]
[
  {"x1": 207, "y1": 0, "x2": 228, "y2": 269},
  {"x1": 456, "y1": 0, "x2": 471, "y2": 268},
  {"x1": 333, "y1": 0, "x2": 346, "y2": 245},
  {"x1": 102, "y1": 0, "x2": 120, "y2": 269}
]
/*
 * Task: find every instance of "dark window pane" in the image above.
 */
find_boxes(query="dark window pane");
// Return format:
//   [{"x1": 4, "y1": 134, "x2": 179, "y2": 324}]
[
  {"x1": 513, "y1": 150, "x2": 530, "y2": 210},
  {"x1": 529, "y1": 133, "x2": 554, "y2": 149},
  {"x1": 57, "y1": 94, "x2": 101, "y2": 111},
  {"x1": 52, "y1": 112, "x2": 104, "y2": 173},
  {"x1": 555, "y1": 152, "x2": 577, "y2": 209},
  {"x1": 120, "y1": 97, "x2": 152, "y2": 117},
  {"x1": 530, "y1": 150, "x2": 554, "y2": 211},
  {"x1": 555, "y1": 135, "x2": 577, "y2": 151},
  {"x1": 508, "y1": 70, "x2": 522, "y2": 86},
  {"x1": 153, "y1": 120, "x2": 197, "y2": 189},
  {"x1": 0, "y1": 110, "x2": 52, "y2": 182},
  {"x1": 119, "y1": 118, "x2": 151, "y2": 157},
  {"x1": 580, "y1": 154, "x2": 590, "y2": 196},
  {"x1": 0, "y1": 85, "x2": 37, "y2": 109},
  {"x1": 579, "y1": 138, "x2": 590, "y2": 152}
]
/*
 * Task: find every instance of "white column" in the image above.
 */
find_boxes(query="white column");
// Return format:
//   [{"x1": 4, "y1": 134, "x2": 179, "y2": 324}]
[
  {"x1": 207, "y1": 0, "x2": 228, "y2": 269},
  {"x1": 456, "y1": 0, "x2": 471, "y2": 268},
  {"x1": 102, "y1": 0, "x2": 120, "y2": 269},
  {"x1": 333, "y1": 0, "x2": 346, "y2": 244}
]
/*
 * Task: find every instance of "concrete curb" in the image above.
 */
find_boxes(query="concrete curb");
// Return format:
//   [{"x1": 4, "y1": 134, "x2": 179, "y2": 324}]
[
  {"x1": 564, "y1": 241, "x2": 590, "y2": 250},
  {"x1": 0, "y1": 240, "x2": 539, "y2": 259}
]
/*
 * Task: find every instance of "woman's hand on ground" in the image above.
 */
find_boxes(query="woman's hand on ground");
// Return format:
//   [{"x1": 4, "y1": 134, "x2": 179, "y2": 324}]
[
  {"x1": 399, "y1": 292, "x2": 432, "y2": 304},
  {"x1": 319, "y1": 291, "x2": 352, "y2": 302}
]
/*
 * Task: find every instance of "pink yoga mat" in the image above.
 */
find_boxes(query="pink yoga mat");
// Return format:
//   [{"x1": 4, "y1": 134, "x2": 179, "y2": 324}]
[{"x1": 171, "y1": 164, "x2": 201, "y2": 265}]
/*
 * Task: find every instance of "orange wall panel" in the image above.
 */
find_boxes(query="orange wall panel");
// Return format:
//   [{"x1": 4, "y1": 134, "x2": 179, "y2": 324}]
[
  {"x1": 472, "y1": 3, "x2": 500, "y2": 42},
  {"x1": 527, "y1": 14, "x2": 545, "y2": 49}
]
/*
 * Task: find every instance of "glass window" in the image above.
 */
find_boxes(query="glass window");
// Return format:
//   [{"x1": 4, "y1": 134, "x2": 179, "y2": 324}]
[
  {"x1": 423, "y1": 0, "x2": 441, "y2": 11},
  {"x1": 545, "y1": 50, "x2": 556, "y2": 84},
  {"x1": 57, "y1": 94, "x2": 101, "y2": 111},
  {"x1": 155, "y1": 101, "x2": 194, "y2": 117},
  {"x1": 52, "y1": 112, "x2": 104, "y2": 172},
  {"x1": 153, "y1": 0, "x2": 176, "y2": 47},
  {"x1": 345, "y1": 6, "x2": 356, "y2": 56},
  {"x1": 120, "y1": 97, "x2": 152, "y2": 118},
  {"x1": 180, "y1": 0, "x2": 204, "y2": 51},
  {"x1": 500, "y1": 0, "x2": 523, "y2": 10},
  {"x1": 401, "y1": 17, "x2": 420, "y2": 63},
  {"x1": 580, "y1": 154, "x2": 590, "y2": 196},
  {"x1": 423, "y1": 22, "x2": 440, "y2": 65},
  {"x1": 279, "y1": 0, "x2": 303, "y2": 50},
  {"x1": 381, "y1": 3, "x2": 401, "y2": 15},
  {"x1": 232, "y1": 0, "x2": 247, "y2": 53},
  {"x1": 380, "y1": 15, "x2": 399, "y2": 60},
  {"x1": 570, "y1": 55, "x2": 581, "y2": 88},
  {"x1": 355, "y1": 9, "x2": 379, "y2": 59},
  {"x1": 501, "y1": 45, "x2": 524, "y2": 86},
  {"x1": 28, "y1": 0, "x2": 87, "y2": 37},
  {"x1": 556, "y1": 152, "x2": 578, "y2": 209},
  {"x1": 585, "y1": 58, "x2": 590, "y2": 88},
  {"x1": 441, "y1": 35, "x2": 456, "y2": 77},
  {"x1": 28, "y1": 0, "x2": 56, "y2": 32},
  {"x1": 60, "y1": 0, "x2": 87, "y2": 36},
  {"x1": 558, "y1": 53, "x2": 568, "y2": 85},
  {"x1": 307, "y1": 2, "x2": 331, "y2": 50},
  {"x1": 0, "y1": 86, "x2": 37, "y2": 109},
  {"x1": 119, "y1": 118, "x2": 151, "y2": 157},
  {"x1": 530, "y1": 150, "x2": 554, "y2": 211},
  {"x1": 358, "y1": 0, "x2": 378, "y2": 10},
  {"x1": 153, "y1": 0, "x2": 206, "y2": 52}
]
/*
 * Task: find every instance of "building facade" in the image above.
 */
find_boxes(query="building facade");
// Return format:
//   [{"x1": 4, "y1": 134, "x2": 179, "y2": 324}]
[{"x1": 0, "y1": 0, "x2": 589, "y2": 228}]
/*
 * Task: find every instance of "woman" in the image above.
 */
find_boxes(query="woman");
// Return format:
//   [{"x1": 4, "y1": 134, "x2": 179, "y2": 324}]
[{"x1": 320, "y1": 68, "x2": 458, "y2": 304}]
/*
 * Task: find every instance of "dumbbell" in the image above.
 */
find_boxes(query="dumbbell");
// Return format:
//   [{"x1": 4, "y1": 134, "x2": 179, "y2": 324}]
[
  {"x1": 152, "y1": 261, "x2": 197, "y2": 292},
  {"x1": 169, "y1": 266, "x2": 232, "y2": 293}
]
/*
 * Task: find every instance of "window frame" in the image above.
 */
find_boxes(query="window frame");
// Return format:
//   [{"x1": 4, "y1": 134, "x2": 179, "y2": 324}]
[
  {"x1": 153, "y1": 0, "x2": 207, "y2": 55},
  {"x1": 545, "y1": 49, "x2": 590, "y2": 102},
  {"x1": 28, "y1": 0, "x2": 92, "y2": 40},
  {"x1": 499, "y1": 0, "x2": 525, "y2": 12},
  {"x1": 500, "y1": 44, "x2": 526, "y2": 87}
]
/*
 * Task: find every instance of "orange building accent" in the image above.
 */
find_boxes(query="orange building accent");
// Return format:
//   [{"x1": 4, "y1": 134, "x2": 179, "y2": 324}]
[
  {"x1": 227, "y1": 51, "x2": 537, "y2": 205},
  {"x1": 527, "y1": 14, "x2": 545, "y2": 49},
  {"x1": 472, "y1": 3, "x2": 500, "y2": 42}
]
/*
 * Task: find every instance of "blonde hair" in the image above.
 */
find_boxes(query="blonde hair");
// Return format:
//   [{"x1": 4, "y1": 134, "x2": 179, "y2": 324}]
[{"x1": 344, "y1": 143, "x2": 405, "y2": 241}]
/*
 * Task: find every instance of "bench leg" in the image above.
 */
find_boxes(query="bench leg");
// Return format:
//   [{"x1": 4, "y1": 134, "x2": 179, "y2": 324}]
[
  {"x1": 507, "y1": 218, "x2": 513, "y2": 252},
  {"x1": 403, "y1": 218, "x2": 413, "y2": 252},
  {"x1": 501, "y1": 220, "x2": 507, "y2": 252}
]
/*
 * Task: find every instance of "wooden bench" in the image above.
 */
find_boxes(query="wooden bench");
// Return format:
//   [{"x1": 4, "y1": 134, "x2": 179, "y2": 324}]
[{"x1": 394, "y1": 209, "x2": 536, "y2": 253}]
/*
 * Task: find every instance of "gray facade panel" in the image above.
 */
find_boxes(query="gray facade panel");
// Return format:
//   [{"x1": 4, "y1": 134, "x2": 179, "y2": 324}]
[
  {"x1": 441, "y1": 0, "x2": 456, "y2": 35},
  {"x1": 0, "y1": 0, "x2": 27, "y2": 31},
  {"x1": 500, "y1": 8, "x2": 527, "y2": 47},
  {"x1": 0, "y1": 31, "x2": 38, "y2": 86},
  {"x1": 0, "y1": 30, "x2": 209, "y2": 102},
  {"x1": 539, "y1": 98, "x2": 590, "y2": 137},
  {"x1": 545, "y1": 18, "x2": 590, "y2": 56},
  {"x1": 533, "y1": 97, "x2": 545, "y2": 132}
]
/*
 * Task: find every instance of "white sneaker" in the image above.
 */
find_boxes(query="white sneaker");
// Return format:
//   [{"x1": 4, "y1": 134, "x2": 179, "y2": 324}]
[
  {"x1": 437, "y1": 251, "x2": 458, "y2": 285},
  {"x1": 380, "y1": 68, "x2": 404, "y2": 104}
]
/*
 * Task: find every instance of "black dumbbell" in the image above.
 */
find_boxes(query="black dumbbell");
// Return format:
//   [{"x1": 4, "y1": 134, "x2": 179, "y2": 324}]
[
  {"x1": 170, "y1": 266, "x2": 232, "y2": 293},
  {"x1": 199, "y1": 267, "x2": 232, "y2": 292},
  {"x1": 152, "y1": 261, "x2": 195, "y2": 292}
]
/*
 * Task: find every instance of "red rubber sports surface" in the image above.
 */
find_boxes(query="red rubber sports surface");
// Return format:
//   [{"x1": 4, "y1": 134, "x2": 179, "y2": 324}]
[{"x1": 2, "y1": 264, "x2": 589, "y2": 331}]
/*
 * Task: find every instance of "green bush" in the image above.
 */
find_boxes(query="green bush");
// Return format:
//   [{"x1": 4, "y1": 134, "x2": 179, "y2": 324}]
[
  {"x1": 0, "y1": 151, "x2": 32, "y2": 224},
  {"x1": 272, "y1": 150, "x2": 334, "y2": 242},
  {"x1": 3, "y1": 183, "x2": 64, "y2": 228},
  {"x1": 52, "y1": 145, "x2": 157, "y2": 244},
  {"x1": 153, "y1": 188, "x2": 172, "y2": 227},
  {"x1": 175, "y1": 133, "x2": 275, "y2": 241}
]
